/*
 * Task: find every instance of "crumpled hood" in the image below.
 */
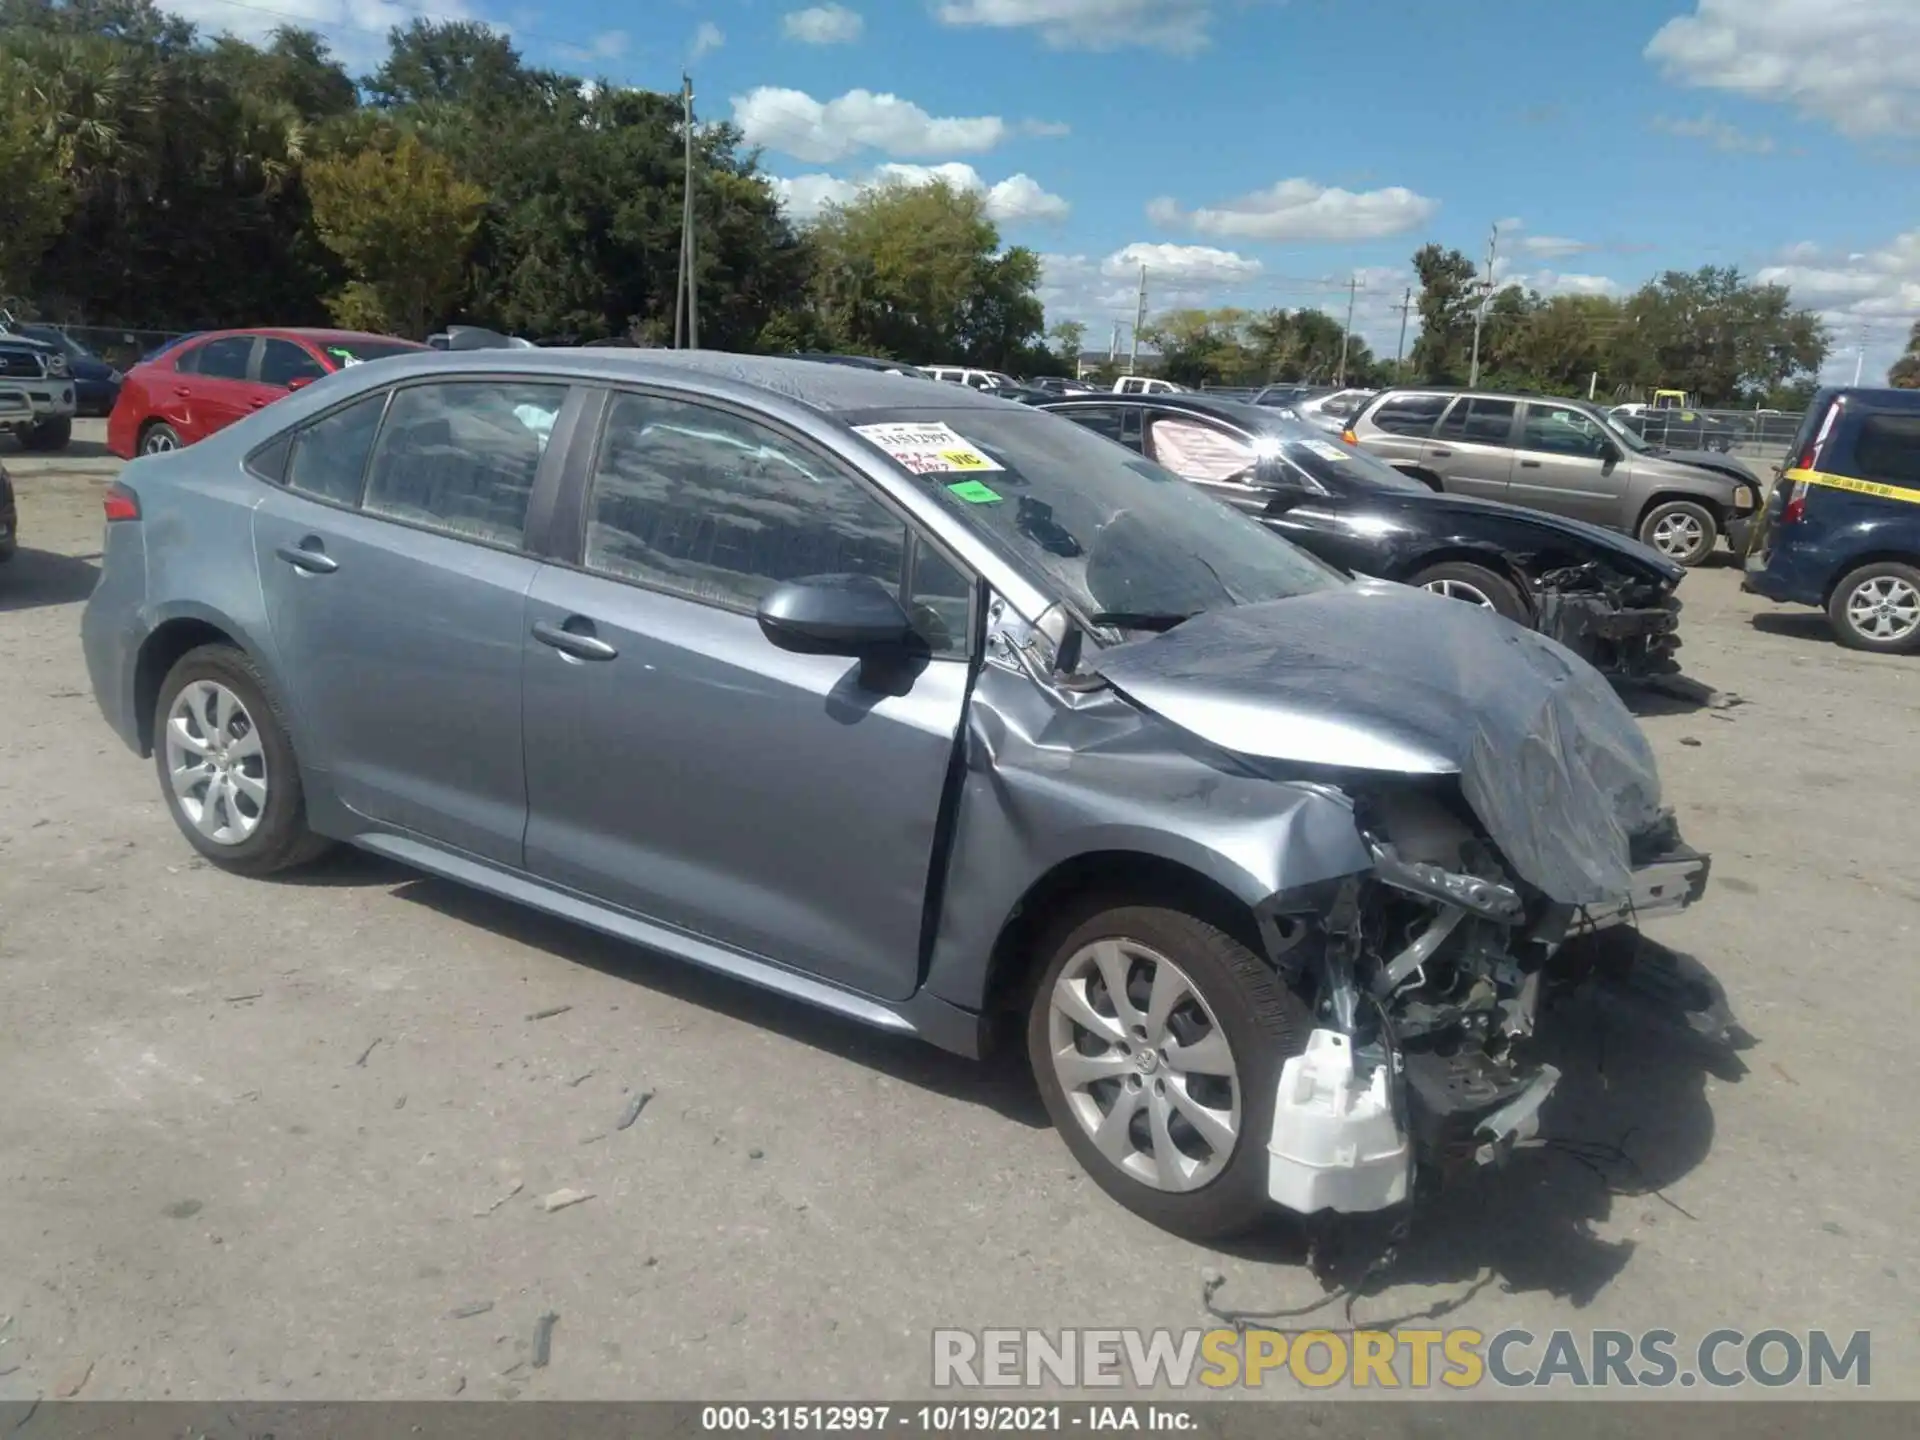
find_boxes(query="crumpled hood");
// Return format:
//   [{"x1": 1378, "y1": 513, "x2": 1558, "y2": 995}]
[
  {"x1": 1404, "y1": 490, "x2": 1684, "y2": 583},
  {"x1": 1640, "y1": 448, "x2": 1762, "y2": 487},
  {"x1": 1088, "y1": 580, "x2": 1666, "y2": 906}
]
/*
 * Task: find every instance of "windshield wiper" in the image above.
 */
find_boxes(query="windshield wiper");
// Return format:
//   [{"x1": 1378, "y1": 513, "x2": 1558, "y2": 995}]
[{"x1": 1088, "y1": 611, "x2": 1195, "y2": 632}]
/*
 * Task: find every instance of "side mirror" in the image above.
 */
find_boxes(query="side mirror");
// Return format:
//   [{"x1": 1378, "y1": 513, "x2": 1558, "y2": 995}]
[
  {"x1": 286, "y1": 375, "x2": 316, "y2": 392},
  {"x1": 756, "y1": 574, "x2": 919, "y2": 659}
]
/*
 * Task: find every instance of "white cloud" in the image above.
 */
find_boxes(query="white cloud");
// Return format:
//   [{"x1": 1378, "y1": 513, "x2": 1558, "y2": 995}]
[
  {"x1": 1646, "y1": 0, "x2": 1920, "y2": 137},
  {"x1": 589, "y1": 30, "x2": 628, "y2": 59},
  {"x1": 1106, "y1": 242, "x2": 1264, "y2": 287},
  {"x1": 1650, "y1": 112, "x2": 1776, "y2": 154},
  {"x1": 771, "y1": 162, "x2": 1070, "y2": 225},
  {"x1": 1147, "y1": 178, "x2": 1439, "y2": 242},
  {"x1": 783, "y1": 5, "x2": 864, "y2": 44},
  {"x1": 732, "y1": 86, "x2": 1014, "y2": 162},
  {"x1": 936, "y1": 0, "x2": 1216, "y2": 55},
  {"x1": 690, "y1": 21, "x2": 726, "y2": 60},
  {"x1": 1518, "y1": 235, "x2": 1598, "y2": 259},
  {"x1": 1758, "y1": 231, "x2": 1920, "y2": 380}
]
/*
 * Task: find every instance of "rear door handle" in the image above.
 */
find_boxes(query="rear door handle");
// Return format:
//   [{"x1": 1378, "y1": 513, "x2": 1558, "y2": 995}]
[
  {"x1": 1429, "y1": 447, "x2": 1453, "y2": 458},
  {"x1": 1519, "y1": 460, "x2": 1543, "y2": 469},
  {"x1": 275, "y1": 541, "x2": 337, "y2": 574},
  {"x1": 532, "y1": 618, "x2": 618, "y2": 662}
]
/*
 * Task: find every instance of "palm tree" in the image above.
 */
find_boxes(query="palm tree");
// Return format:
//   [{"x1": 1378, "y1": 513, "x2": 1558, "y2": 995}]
[{"x1": 1891, "y1": 321, "x2": 1920, "y2": 389}]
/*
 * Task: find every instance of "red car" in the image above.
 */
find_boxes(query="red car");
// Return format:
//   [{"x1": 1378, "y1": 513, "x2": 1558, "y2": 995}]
[{"x1": 107, "y1": 327, "x2": 428, "y2": 459}]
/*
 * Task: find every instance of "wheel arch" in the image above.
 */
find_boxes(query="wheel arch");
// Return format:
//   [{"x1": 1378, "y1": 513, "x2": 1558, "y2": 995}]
[
  {"x1": 133, "y1": 605, "x2": 298, "y2": 757},
  {"x1": 1393, "y1": 544, "x2": 1535, "y2": 612},
  {"x1": 1635, "y1": 489, "x2": 1726, "y2": 531},
  {"x1": 977, "y1": 848, "x2": 1272, "y2": 1025},
  {"x1": 1823, "y1": 549, "x2": 1920, "y2": 606}
]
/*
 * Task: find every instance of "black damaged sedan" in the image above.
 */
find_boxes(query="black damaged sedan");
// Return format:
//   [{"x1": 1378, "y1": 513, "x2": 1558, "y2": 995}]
[{"x1": 1041, "y1": 392, "x2": 1687, "y2": 679}]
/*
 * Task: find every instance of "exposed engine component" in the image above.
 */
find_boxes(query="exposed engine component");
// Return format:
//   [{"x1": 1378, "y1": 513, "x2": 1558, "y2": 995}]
[{"x1": 1535, "y1": 561, "x2": 1682, "y2": 677}]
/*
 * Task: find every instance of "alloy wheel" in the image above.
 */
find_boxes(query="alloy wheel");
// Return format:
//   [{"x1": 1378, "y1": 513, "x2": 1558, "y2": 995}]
[
  {"x1": 1649, "y1": 511, "x2": 1707, "y2": 560},
  {"x1": 1046, "y1": 939, "x2": 1241, "y2": 1192},
  {"x1": 164, "y1": 680, "x2": 267, "y2": 845},
  {"x1": 142, "y1": 429, "x2": 177, "y2": 454},
  {"x1": 1422, "y1": 577, "x2": 1496, "y2": 609},
  {"x1": 1845, "y1": 575, "x2": 1920, "y2": 643}
]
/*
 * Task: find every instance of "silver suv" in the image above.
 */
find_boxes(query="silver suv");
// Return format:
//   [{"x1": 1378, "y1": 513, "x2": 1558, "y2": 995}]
[{"x1": 1346, "y1": 388, "x2": 1760, "y2": 565}]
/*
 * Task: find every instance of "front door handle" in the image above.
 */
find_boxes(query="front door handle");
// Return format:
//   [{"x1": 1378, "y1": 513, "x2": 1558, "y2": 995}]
[
  {"x1": 532, "y1": 618, "x2": 618, "y2": 662},
  {"x1": 275, "y1": 541, "x2": 337, "y2": 574},
  {"x1": 1519, "y1": 460, "x2": 1543, "y2": 469},
  {"x1": 1429, "y1": 447, "x2": 1453, "y2": 458}
]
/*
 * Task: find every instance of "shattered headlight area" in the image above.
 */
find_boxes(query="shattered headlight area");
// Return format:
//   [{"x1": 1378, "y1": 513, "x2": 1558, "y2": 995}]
[{"x1": 1534, "y1": 562, "x2": 1682, "y2": 679}]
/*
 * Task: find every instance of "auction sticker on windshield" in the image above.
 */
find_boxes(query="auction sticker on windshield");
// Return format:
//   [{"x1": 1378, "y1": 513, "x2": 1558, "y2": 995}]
[
  {"x1": 1301, "y1": 439, "x2": 1351, "y2": 463},
  {"x1": 854, "y1": 421, "x2": 1004, "y2": 475}
]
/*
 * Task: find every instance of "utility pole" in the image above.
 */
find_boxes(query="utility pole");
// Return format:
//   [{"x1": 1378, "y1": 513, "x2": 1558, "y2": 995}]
[
  {"x1": 1854, "y1": 325, "x2": 1867, "y2": 386},
  {"x1": 1391, "y1": 286, "x2": 1413, "y2": 376},
  {"x1": 674, "y1": 73, "x2": 699, "y2": 350},
  {"x1": 1108, "y1": 321, "x2": 1120, "y2": 364},
  {"x1": 1336, "y1": 273, "x2": 1363, "y2": 385},
  {"x1": 1129, "y1": 264, "x2": 1148, "y2": 373},
  {"x1": 1467, "y1": 222, "x2": 1499, "y2": 387}
]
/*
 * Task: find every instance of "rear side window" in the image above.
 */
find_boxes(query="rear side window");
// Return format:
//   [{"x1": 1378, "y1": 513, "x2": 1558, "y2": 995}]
[
  {"x1": 286, "y1": 393, "x2": 387, "y2": 506},
  {"x1": 1368, "y1": 393, "x2": 1449, "y2": 436},
  {"x1": 1061, "y1": 405, "x2": 1126, "y2": 444},
  {"x1": 190, "y1": 337, "x2": 254, "y2": 381},
  {"x1": 1435, "y1": 396, "x2": 1517, "y2": 444},
  {"x1": 362, "y1": 381, "x2": 567, "y2": 548},
  {"x1": 1851, "y1": 412, "x2": 1920, "y2": 488},
  {"x1": 260, "y1": 339, "x2": 326, "y2": 389}
]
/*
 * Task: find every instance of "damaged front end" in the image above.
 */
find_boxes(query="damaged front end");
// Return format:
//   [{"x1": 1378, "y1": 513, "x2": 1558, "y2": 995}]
[
  {"x1": 1080, "y1": 581, "x2": 1714, "y2": 1217},
  {"x1": 1534, "y1": 560, "x2": 1683, "y2": 679}
]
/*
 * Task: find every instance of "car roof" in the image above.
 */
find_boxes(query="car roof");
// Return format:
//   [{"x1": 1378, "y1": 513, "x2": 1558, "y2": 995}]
[
  {"x1": 184, "y1": 326, "x2": 427, "y2": 347},
  {"x1": 306, "y1": 346, "x2": 992, "y2": 415}
]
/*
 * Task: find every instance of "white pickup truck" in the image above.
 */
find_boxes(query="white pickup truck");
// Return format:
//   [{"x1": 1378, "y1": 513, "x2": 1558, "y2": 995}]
[
  {"x1": 0, "y1": 327, "x2": 77, "y2": 452},
  {"x1": 1113, "y1": 375, "x2": 1184, "y2": 395}
]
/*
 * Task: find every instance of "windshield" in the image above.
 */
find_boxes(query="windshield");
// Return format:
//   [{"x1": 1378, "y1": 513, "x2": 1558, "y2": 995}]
[
  {"x1": 17, "y1": 325, "x2": 92, "y2": 361},
  {"x1": 1275, "y1": 432, "x2": 1430, "y2": 493},
  {"x1": 321, "y1": 339, "x2": 425, "y2": 367},
  {"x1": 843, "y1": 406, "x2": 1346, "y2": 630}
]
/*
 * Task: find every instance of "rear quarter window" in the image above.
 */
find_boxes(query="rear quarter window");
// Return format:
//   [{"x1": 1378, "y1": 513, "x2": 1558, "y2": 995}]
[{"x1": 1851, "y1": 412, "x2": 1920, "y2": 488}]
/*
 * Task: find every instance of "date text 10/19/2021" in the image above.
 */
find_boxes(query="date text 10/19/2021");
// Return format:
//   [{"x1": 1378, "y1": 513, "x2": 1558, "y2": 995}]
[{"x1": 701, "y1": 1406, "x2": 1194, "y2": 1432}]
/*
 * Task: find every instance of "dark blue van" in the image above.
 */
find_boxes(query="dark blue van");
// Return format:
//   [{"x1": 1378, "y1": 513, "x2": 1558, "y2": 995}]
[{"x1": 1745, "y1": 387, "x2": 1920, "y2": 654}]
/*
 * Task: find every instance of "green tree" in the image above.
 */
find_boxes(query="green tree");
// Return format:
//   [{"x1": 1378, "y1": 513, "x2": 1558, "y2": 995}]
[
  {"x1": 1047, "y1": 319, "x2": 1086, "y2": 374},
  {"x1": 1409, "y1": 244, "x2": 1481, "y2": 382},
  {"x1": 305, "y1": 132, "x2": 486, "y2": 336},
  {"x1": 807, "y1": 179, "x2": 1046, "y2": 366},
  {"x1": 0, "y1": 53, "x2": 76, "y2": 295},
  {"x1": 1889, "y1": 322, "x2": 1920, "y2": 389}
]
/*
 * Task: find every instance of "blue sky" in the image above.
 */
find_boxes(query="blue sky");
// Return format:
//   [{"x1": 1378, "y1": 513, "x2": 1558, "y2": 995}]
[{"x1": 169, "y1": 0, "x2": 1920, "y2": 376}]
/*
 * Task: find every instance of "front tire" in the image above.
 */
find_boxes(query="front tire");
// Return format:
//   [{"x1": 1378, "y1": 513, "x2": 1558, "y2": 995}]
[
  {"x1": 153, "y1": 644, "x2": 333, "y2": 875},
  {"x1": 1638, "y1": 499, "x2": 1719, "y2": 566},
  {"x1": 1409, "y1": 560, "x2": 1529, "y2": 622},
  {"x1": 1027, "y1": 902, "x2": 1310, "y2": 1240},
  {"x1": 1828, "y1": 561, "x2": 1920, "y2": 655},
  {"x1": 21, "y1": 417, "x2": 71, "y2": 452}
]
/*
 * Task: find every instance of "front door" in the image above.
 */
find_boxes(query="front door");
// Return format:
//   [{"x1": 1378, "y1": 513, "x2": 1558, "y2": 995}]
[
  {"x1": 1511, "y1": 402, "x2": 1629, "y2": 527},
  {"x1": 251, "y1": 377, "x2": 571, "y2": 864},
  {"x1": 521, "y1": 389, "x2": 974, "y2": 1000}
]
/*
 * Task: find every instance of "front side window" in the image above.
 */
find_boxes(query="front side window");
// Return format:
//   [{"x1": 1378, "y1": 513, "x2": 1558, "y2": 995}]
[
  {"x1": 190, "y1": 336, "x2": 254, "y2": 381},
  {"x1": 1369, "y1": 393, "x2": 1449, "y2": 436},
  {"x1": 584, "y1": 392, "x2": 908, "y2": 613},
  {"x1": 1521, "y1": 403, "x2": 1613, "y2": 459},
  {"x1": 260, "y1": 339, "x2": 327, "y2": 389},
  {"x1": 362, "y1": 380, "x2": 566, "y2": 548},
  {"x1": 286, "y1": 393, "x2": 387, "y2": 506}
]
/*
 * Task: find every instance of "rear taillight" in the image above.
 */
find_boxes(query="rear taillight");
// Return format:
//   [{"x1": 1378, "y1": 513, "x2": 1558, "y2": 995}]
[
  {"x1": 103, "y1": 483, "x2": 139, "y2": 522},
  {"x1": 1781, "y1": 479, "x2": 1809, "y2": 525}
]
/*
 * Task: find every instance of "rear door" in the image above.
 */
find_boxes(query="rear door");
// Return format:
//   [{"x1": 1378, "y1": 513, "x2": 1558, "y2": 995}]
[
  {"x1": 1511, "y1": 402, "x2": 1628, "y2": 526},
  {"x1": 1421, "y1": 395, "x2": 1518, "y2": 500},
  {"x1": 251, "y1": 376, "x2": 576, "y2": 864},
  {"x1": 170, "y1": 335, "x2": 261, "y2": 443},
  {"x1": 1355, "y1": 391, "x2": 1449, "y2": 472},
  {"x1": 519, "y1": 387, "x2": 974, "y2": 1000}
]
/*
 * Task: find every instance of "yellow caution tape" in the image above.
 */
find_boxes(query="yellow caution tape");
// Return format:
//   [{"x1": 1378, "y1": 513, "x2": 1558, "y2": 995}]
[{"x1": 1783, "y1": 467, "x2": 1920, "y2": 507}]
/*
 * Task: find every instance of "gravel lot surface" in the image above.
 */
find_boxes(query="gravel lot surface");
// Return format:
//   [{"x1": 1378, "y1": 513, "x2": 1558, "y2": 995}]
[{"x1": 2, "y1": 423, "x2": 1915, "y2": 1403}]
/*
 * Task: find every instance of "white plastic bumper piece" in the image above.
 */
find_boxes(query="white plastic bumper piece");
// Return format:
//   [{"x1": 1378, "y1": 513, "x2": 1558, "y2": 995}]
[{"x1": 1267, "y1": 1028, "x2": 1410, "y2": 1215}]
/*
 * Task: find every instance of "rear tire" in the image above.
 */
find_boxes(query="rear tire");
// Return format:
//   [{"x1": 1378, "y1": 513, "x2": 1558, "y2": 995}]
[
  {"x1": 1638, "y1": 500, "x2": 1719, "y2": 567},
  {"x1": 1409, "y1": 560, "x2": 1529, "y2": 623},
  {"x1": 153, "y1": 644, "x2": 333, "y2": 875},
  {"x1": 1027, "y1": 901, "x2": 1310, "y2": 1240},
  {"x1": 21, "y1": 417, "x2": 71, "y2": 452},
  {"x1": 1827, "y1": 561, "x2": 1920, "y2": 655},
  {"x1": 140, "y1": 421, "x2": 182, "y2": 455}
]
